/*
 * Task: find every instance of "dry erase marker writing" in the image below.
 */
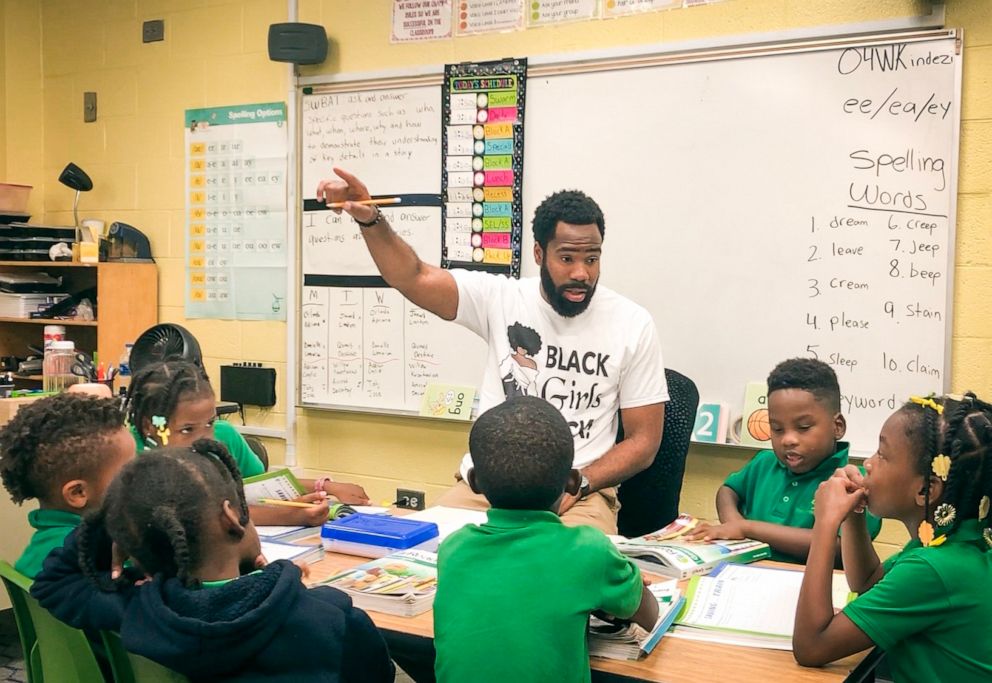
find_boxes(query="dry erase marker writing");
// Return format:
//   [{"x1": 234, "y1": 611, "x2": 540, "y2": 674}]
[
  {"x1": 323, "y1": 197, "x2": 402, "y2": 209},
  {"x1": 258, "y1": 498, "x2": 322, "y2": 508}
]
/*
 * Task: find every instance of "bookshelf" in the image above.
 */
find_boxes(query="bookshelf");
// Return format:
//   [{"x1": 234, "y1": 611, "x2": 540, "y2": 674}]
[{"x1": 0, "y1": 261, "x2": 158, "y2": 381}]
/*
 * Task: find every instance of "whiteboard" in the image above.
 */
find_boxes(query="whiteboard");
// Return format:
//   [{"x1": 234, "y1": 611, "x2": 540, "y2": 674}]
[{"x1": 298, "y1": 32, "x2": 960, "y2": 453}]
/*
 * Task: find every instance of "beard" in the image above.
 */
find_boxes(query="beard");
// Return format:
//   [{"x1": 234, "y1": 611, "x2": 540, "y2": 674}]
[{"x1": 540, "y1": 261, "x2": 597, "y2": 317}]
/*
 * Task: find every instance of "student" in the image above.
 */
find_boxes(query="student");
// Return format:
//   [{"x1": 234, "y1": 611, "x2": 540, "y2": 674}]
[
  {"x1": 126, "y1": 360, "x2": 369, "y2": 526},
  {"x1": 686, "y1": 358, "x2": 881, "y2": 562},
  {"x1": 31, "y1": 439, "x2": 395, "y2": 683},
  {"x1": 794, "y1": 393, "x2": 992, "y2": 680},
  {"x1": 0, "y1": 393, "x2": 132, "y2": 578},
  {"x1": 433, "y1": 396, "x2": 659, "y2": 683}
]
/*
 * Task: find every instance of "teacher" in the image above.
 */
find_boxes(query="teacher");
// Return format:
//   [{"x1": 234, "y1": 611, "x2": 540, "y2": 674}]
[{"x1": 317, "y1": 168, "x2": 668, "y2": 534}]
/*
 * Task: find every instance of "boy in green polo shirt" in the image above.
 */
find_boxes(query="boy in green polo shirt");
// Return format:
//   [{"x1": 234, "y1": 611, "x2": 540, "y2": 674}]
[
  {"x1": 687, "y1": 358, "x2": 881, "y2": 562},
  {"x1": 434, "y1": 396, "x2": 659, "y2": 683},
  {"x1": 0, "y1": 394, "x2": 134, "y2": 578},
  {"x1": 794, "y1": 392, "x2": 992, "y2": 681}
]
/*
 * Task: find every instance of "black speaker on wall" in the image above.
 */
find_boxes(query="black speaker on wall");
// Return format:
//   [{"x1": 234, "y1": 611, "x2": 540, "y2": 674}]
[{"x1": 268, "y1": 22, "x2": 328, "y2": 65}]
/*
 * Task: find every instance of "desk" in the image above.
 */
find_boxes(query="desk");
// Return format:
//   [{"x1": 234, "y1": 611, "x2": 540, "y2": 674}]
[{"x1": 305, "y1": 551, "x2": 867, "y2": 683}]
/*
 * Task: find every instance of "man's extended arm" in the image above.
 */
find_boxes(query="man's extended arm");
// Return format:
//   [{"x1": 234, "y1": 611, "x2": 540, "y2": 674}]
[{"x1": 316, "y1": 168, "x2": 458, "y2": 320}]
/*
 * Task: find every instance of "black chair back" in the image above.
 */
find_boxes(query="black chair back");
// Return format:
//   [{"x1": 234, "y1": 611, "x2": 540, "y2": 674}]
[{"x1": 616, "y1": 368, "x2": 699, "y2": 538}]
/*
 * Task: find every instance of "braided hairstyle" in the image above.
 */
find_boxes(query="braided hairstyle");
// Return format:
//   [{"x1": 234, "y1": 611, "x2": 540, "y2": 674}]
[
  {"x1": 0, "y1": 394, "x2": 124, "y2": 504},
  {"x1": 900, "y1": 392, "x2": 992, "y2": 537},
  {"x1": 124, "y1": 360, "x2": 213, "y2": 443},
  {"x1": 78, "y1": 438, "x2": 250, "y2": 589}
]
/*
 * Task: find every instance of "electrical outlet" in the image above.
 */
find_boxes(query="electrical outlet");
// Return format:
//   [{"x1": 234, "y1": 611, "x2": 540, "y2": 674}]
[
  {"x1": 142, "y1": 19, "x2": 165, "y2": 43},
  {"x1": 396, "y1": 488, "x2": 426, "y2": 511},
  {"x1": 83, "y1": 92, "x2": 97, "y2": 122}
]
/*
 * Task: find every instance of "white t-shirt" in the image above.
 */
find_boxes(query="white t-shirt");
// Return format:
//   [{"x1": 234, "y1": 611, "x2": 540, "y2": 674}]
[{"x1": 453, "y1": 270, "x2": 669, "y2": 476}]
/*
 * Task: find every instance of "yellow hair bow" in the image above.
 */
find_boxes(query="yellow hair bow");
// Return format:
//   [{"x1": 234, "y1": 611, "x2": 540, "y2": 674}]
[{"x1": 910, "y1": 395, "x2": 944, "y2": 415}]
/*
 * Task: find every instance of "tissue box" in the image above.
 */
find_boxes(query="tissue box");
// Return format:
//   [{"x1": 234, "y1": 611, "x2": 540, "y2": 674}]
[{"x1": 0, "y1": 184, "x2": 31, "y2": 214}]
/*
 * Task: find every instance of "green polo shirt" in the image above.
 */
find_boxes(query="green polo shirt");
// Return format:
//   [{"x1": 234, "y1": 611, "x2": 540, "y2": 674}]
[
  {"x1": 434, "y1": 508, "x2": 643, "y2": 683},
  {"x1": 130, "y1": 420, "x2": 264, "y2": 478},
  {"x1": 724, "y1": 443, "x2": 882, "y2": 562},
  {"x1": 844, "y1": 519, "x2": 992, "y2": 682},
  {"x1": 14, "y1": 508, "x2": 82, "y2": 578}
]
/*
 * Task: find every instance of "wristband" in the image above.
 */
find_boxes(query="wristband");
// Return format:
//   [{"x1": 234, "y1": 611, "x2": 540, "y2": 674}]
[
  {"x1": 353, "y1": 205, "x2": 385, "y2": 228},
  {"x1": 314, "y1": 476, "x2": 333, "y2": 493}
]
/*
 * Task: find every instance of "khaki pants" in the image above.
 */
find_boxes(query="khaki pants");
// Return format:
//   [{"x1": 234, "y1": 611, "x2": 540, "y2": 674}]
[{"x1": 435, "y1": 478, "x2": 620, "y2": 536}]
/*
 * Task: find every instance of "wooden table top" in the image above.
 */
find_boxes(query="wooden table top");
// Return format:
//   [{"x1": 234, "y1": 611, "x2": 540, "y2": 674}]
[{"x1": 302, "y1": 544, "x2": 866, "y2": 683}]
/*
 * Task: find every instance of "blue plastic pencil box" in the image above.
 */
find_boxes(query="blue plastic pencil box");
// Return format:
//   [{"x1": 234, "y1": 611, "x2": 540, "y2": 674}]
[{"x1": 321, "y1": 513, "x2": 439, "y2": 558}]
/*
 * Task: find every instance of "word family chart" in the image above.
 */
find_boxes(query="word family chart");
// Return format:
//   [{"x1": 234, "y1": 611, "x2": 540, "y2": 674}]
[{"x1": 184, "y1": 102, "x2": 288, "y2": 320}]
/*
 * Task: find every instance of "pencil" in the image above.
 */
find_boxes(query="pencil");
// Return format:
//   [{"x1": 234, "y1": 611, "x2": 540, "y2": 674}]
[
  {"x1": 258, "y1": 498, "x2": 321, "y2": 508},
  {"x1": 324, "y1": 197, "x2": 402, "y2": 209}
]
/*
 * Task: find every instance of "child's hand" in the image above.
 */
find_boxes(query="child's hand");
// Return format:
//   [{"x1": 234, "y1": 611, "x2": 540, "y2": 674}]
[
  {"x1": 294, "y1": 560, "x2": 312, "y2": 581},
  {"x1": 684, "y1": 519, "x2": 747, "y2": 541},
  {"x1": 830, "y1": 465, "x2": 868, "y2": 514},
  {"x1": 326, "y1": 482, "x2": 370, "y2": 505},
  {"x1": 292, "y1": 491, "x2": 331, "y2": 526},
  {"x1": 814, "y1": 477, "x2": 866, "y2": 527}
]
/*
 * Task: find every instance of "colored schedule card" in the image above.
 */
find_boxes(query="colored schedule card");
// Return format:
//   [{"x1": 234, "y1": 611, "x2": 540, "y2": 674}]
[{"x1": 527, "y1": 0, "x2": 598, "y2": 26}]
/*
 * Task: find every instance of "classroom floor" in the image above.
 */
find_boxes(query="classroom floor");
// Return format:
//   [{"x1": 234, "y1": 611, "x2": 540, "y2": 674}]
[{"x1": 0, "y1": 607, "x2": 412, "y2": 683}]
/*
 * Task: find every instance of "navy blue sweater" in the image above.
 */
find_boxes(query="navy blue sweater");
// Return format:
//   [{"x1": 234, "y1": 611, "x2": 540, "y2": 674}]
[{"x1": 31, "y1": 530, "x2": 394, "y2": 683}]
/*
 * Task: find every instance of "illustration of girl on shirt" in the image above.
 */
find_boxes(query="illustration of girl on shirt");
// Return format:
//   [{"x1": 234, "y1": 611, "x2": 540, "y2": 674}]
[{"x1": 500, "y1": 322, "x2": 543, "y2": 398}]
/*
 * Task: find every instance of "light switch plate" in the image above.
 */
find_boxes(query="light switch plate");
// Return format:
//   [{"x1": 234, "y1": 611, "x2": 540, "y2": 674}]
[{"x1": 83, "y1": 92, "x2": 97, "y2": 122}]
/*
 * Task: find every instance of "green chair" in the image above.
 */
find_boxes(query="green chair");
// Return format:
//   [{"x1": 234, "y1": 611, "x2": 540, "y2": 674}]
[
  {"x1": 0, "y1": 560, "x2": 40, "y2": 683},
  {"x1": 0, "y1": 560, "x2": 104, "y2": 683},
  {"x1": 101, "y1": 631, "x2": 189, "y2": 683}
]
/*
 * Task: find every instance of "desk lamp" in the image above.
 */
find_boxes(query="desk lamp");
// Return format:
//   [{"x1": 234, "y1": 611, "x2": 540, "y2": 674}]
[{"x1": 57, "y1": 162, "x2": 93, "y2": 242}]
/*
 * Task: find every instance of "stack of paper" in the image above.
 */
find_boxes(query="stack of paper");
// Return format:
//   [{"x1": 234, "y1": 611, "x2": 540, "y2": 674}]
[
  {"x1": 588, "y1": 580, "x2": 684, "y2": 661},
  {"x1": 260, "y1": 539, "x2": 324, "y2": 566},
  {"x1": 256, "y1": 525, "x2": 322, "y2": 543},
  {"x1": 321, "y1": 549, "x2": 437, "y2": 617},
  {"x1": 404, "y1": 506, "x2": 488, "y2": 551},
  {"x1": 671, "y1": 564, "x2": 853, "y2": 651},
  {"x1": 0, "y1": 292, "x2": 67, "y2": 317}
]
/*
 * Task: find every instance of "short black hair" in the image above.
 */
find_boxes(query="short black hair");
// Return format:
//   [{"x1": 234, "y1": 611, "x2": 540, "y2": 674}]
[
  {"x1": 507, "y1": 323, "x2": 542, "y2": 356},
  {"x1": 78, "y1": 438, "x2": 249, "y2": 589},
  {"x1": 125, "y1": 360, "x2": 213, "y2": 439},
  {"x1": 767, "y1": 358, "x2": 841, "y2": 413},
  {"x1": 532, "y1": 190, "x2": 605, "y2": 250},
  {"x1": 0, "y1": 394, "x2": 124, "y2": 504},
  {"x1": 469, "y1": 396, "x2": 574, "y2": 510},
  {"x1": 898, "y1": 393, "x2": 992, "y2": 533}
]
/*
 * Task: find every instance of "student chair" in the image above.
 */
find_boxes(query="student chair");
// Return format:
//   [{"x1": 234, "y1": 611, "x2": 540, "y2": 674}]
[
  {"x1": 0, "y1": 561, "x2": 104, "y2": 683},
  {"x1": 101, "y1": 631, "x2": 190, "y2": 683},
  {"x1": 244, "y1": 435, "x2": 270, "y2": 470},
  {"x1": 615, "y1": 368, "x2": 699, "y2": 538}
]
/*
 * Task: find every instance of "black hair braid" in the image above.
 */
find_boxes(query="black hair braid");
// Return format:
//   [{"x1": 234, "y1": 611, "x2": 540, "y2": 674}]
[
  {"x1": 938, "y1": 399, "x2": 972, "y2": 525},
  {"x1": 77, "y1": 509, "x2": 117, "y2": 592},
  {"x1": 150, "y1": 506, "x2": 198, "y2": 588},
  {"x1": 919, "y1": 404, "x2": 941, "y2": 523},
  {"x1": 190, "y1": 438, "x2": 249, "y2": 524}
]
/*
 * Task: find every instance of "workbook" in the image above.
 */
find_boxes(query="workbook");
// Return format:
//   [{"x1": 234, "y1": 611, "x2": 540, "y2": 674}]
[
  {"x1": 321, "y1": 549, "x2": 438, "y2": 617},
  {"x1": 671, "y1": 564, "x2": 853, "y2": 651},
  {"x1": 588, "y1": 580, "x2": 684, "y2": 661},
  {"x1": 404, "y1": 505, "x2": 488, "y2": 550},
  {"x1": 259, "y1": 539, "x2": 324, "y2": 566},
  {"x1": 612, "y1": 524, "x2": 770, "y2": 579},
  {"x1": 243, "y1": 468, "x2": 306, "y2": 504},
  {"x1": 256, "y1": 525, "x2": 321, "y2": 543}
]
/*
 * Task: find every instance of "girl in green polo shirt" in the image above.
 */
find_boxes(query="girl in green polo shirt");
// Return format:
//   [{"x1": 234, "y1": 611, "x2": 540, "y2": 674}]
[
  {"x1": 126, "y1": 361, "x2": 370, "y2": 527},
  {"x1": 794, "y1": 392, "x2": 992, "y2": 682}
]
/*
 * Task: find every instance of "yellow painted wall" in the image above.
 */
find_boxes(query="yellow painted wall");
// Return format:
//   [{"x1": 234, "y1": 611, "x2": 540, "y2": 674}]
[{"x1": 9, "y1": 0, "x2": 990, "y2": 557}]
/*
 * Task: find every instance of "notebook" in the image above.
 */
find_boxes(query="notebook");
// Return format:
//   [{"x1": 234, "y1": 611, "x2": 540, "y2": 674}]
[
  {"x1": 671, "y1": 563, "x2": 853, "y2": 651},
  {"x1": 260, "y1": 539, "x2": 324, "y2": 565}
]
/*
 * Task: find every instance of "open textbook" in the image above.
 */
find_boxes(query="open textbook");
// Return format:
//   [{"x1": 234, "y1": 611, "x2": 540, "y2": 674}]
[
  {"x1": 588, "y1": 580, "x2": 684, "y2": 661},
  {"x1": 671, "y1": 563, "x2": 854, "y2": 650},
  {"x1": 612, "y1": 515, "x2": 770, "y2": 579},
  {"x1": 321, "y1": 549, "x2": 438, "y2": 617}
]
